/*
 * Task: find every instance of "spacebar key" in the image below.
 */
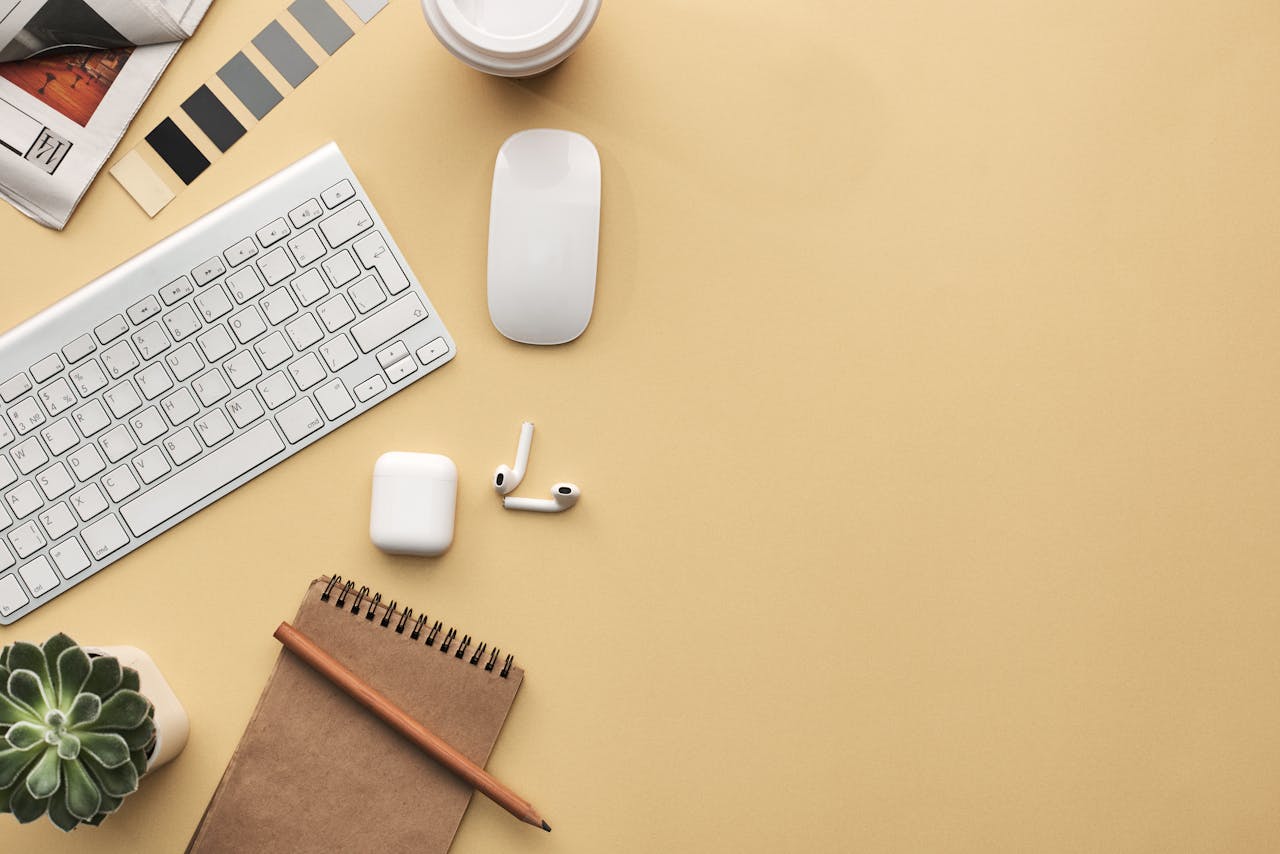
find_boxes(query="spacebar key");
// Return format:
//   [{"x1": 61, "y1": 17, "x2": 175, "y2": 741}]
[
  {"x1": 120, "y1": 422, "x2": 286, "y2": 536},
  {"x1": 351, "y1": 293, "x2": 428, "y2": 352}
]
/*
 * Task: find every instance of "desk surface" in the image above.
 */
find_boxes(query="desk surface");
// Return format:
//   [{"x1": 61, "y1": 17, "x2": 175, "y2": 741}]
[{"x1": 2, "y1": 1, "x2": 1280, "y2": 851}]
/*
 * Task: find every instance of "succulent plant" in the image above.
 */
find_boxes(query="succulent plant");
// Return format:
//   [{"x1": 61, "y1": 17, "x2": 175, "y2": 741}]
[{"x1": 0, "y1": 634, "x2": 156, "y2": 831}]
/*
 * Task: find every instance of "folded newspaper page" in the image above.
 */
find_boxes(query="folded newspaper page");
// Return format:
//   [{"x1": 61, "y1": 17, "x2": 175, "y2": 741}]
[{"x1": 0, "y1": 0, "x2": 213, "y2": 229}]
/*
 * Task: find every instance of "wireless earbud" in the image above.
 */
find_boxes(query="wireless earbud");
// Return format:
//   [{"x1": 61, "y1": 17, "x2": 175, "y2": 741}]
[
  {"x1": 503, "y1": 483, "x2": 580, "y2": 513},
  {"x1": 493, "y1": 421, "x2": 534, "y2": 495}
]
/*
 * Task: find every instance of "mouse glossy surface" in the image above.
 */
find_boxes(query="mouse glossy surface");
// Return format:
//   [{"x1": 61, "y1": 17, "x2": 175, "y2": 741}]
[{"x1": 487, "y1": 129, "x2": 601, "y2": 344}]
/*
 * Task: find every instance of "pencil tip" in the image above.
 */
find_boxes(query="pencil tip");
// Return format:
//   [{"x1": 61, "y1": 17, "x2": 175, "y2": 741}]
[{"x1": 542, "y1": 821, "x2": 551, "y2": 832}]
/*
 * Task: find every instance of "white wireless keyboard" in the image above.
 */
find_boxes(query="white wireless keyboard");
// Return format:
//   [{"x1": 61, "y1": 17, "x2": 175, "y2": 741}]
[{"x1": 0, "y1": 143, "x2": 455, "y2": 623}]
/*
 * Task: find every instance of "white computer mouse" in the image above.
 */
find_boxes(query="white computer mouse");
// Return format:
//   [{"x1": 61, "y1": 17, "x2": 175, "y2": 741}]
[{"x1": 487, "y1": 129, "x2": 601, "y2": 345}]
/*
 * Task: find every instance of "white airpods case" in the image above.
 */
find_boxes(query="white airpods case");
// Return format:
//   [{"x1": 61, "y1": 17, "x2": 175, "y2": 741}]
[{"x1": 370, "y1": 452, "x2": 458, "y2": 556}]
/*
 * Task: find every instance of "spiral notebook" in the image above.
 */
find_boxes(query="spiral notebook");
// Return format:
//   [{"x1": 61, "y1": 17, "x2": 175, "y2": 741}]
[{"x1": 186, "y1": 576, "x2": 524, "y2": 853}]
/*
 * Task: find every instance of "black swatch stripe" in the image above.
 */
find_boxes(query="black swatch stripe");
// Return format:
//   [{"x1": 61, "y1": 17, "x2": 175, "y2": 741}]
[
  {"x1": 180, "y1": 85, "x2": 245, "y2": 154},
  {"x1": 145, "y1": 118, "x2": 210, "y2": 185}
]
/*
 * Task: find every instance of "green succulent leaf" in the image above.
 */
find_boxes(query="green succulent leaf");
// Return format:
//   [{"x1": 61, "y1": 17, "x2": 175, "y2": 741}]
[
  {"x1": 4, "y1": 721, "x2": 44, "y2": 750},
  {"x1": 129, "y1": 748, "x2": 147, "y2": 778},
  {"x1": 7, "y1": 643, "x2": 50, "y2": 691},
  {"x1": 55, "y1": 647, "x2": 91, "y2": 709},
  {"x1": 77, "y1": 732, "x2": 129, "y2": 769},
  {"x1": 56, "y1": 732, "x2": 80, "y2": 761},
  {"x1": 97, "y1": 792, "x2": 122, "y2": 814},
  {"x1": 0, "y1": 691, "x2": 39, "y2": 726},
  {"x1": 0, "y1": 781, "x2": 11, "y2": 812},
  {"x1": 81, "y1": 656, "x2": 122, "y2": 699},
  {"x1": 8, "y1": 670, "x2": 50, "y2": 716},
  {"x1": 66, "y1": 693, "x2": 101, "y2": 728},
  {"x1": 47, "y1": 787, "x2": 81, "y2": 832},
  {"x1": 62, "y1": 758, "x2": 101, "y2": 821},
  {"x1": 119, "y1": 718, "x2": 156, "y2": 752},
  {"x1": 118, "y1": 667, "x2": 140, "y2": 695},
  {"x1": 0, "y1": 744, "x2": 42, "y2": 788},
  {"x1": 40, "y1": 634, "x2": 77, "y2": 700},
  {"x1": 24, "y1": 746, "x2": 61, "y2": 799},
  {"x1": 89, "y1": 690, "x2": 149, "y2": 731},
  {"x1": 0, "y1": 665, "x2": 9, "y2": 688},
  {"x1": 0, "y1": 644, "x2": 9, "y2": 668},
  {"x1": 9, "y1": 780, "x2": 48, "y2": 823},
  {"x1": 82, "y1": 751, "x2": 139, "y2": 798}
]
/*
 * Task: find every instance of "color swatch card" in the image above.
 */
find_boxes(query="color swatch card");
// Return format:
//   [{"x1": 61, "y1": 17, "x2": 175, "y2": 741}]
[{"x1": 111, "y1": 0, "x2": 386, "y2": 216}]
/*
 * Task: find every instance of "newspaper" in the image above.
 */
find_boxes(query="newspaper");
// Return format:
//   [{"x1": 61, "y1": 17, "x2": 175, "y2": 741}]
[{"x1": 0, "y1": 0, "x2": 213, "y2": 229}]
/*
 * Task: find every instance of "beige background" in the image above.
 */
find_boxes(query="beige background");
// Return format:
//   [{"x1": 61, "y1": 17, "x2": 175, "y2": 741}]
[{"x1": 2, "y1": 0, "x2": 1280, "y2": 851}]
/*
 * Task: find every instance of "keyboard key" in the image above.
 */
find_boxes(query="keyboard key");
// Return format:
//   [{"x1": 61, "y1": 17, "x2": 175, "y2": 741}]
[
  {"x1": 8, "y1": 399, "x2": 45, "y2": 435},
  {"x1": 0, "y1": 374, "x2": 31, "y2": 402},
  {"x1": 0, "y1": 503, "x2": 10, "y2": 531},
  {"x1": 257, "y1": 373, "x2": 295, "y2": 410},
  {"x1": 70, "y1": 360, "x2": 108, "y2": 396},
  {"x1": 0, "y1": 458, "x2": 15, "y2": 489},
  {"x1": 38, "y1": 503, "x2": 76, "y2": 540},
  {"x1": 160, "y1": 276, "x2": 195, "y2": 305},
  {"x1": 30, "y1": 354, "x2": 63, "y2": 383},
  {"x1": 230, "y1": 306, "x2": 268, "y2": 344},
  {"x1": 40, "y1": 419, "x2": 77, "y2": 456},
  {"x1": 315, "y1": 379, "x2": 355, "y2": 420},
  {"x1": 319, "y1": 200, "x2": 373, "y2": 247},
  {"x1": 49, "y1": 539, "x2": 90, "y2": 579},
  {"x1": 72, "y1": 399, "x2": 110, "y2": 437},
  {"x1": 135, "y1": 363, "x2": 174, "y2": 400},
  {"x1": 289, "y1": 198, "x2": 323, "y2": 228},
  {"x1": 163, "y1": 428, "x2": 202, "y2": 466},
  {"x1": 0, "y1": 542, "x2": 11, "y2": 566},
  {"x1": 132, "y1": 322, "x2": 170, "y2": 360},
  {"x1": 416, "y1": 337, "x2": 449, "y2": 365},
  {"x1": 12, "y1": 438, "x2": 47, "y2": 474},
  {"x1": 193, "y1": 370, "x2": 231, "y2": 407},
  {"x1": 351, "y1": 293, "x2": 429, "y2": 352},
  {"x1": 322, "y1": 249, "x2": 360, "y2": 286},
  {"x1": 70, "y1": 484, "x2": 108, "y2": 521},
  {"x1": 9, "y1": 521, "x2": 45, "y2": 558},
  {"x1": 288, "y1": 229, "x2": 326, "y2": 267},
  {"x1": 163, "y1": 303, "x2": 203, "y2": 341},
  {"x1": 129, "y1": 407, "x2": 167, "y2": 444},
  {"x1": 196, "y1": 409, "x2": 235, "y2": 445},
  {"x1": 226, "y1": 391, "x2": 266, "y2": 427},
  {"x1": 37, "y1": 378, "x2": 76, "y2": 417},
  {"x1": 36, "y1": 463, "x2": 73, "y2": 500},
  {"x1": 102, "y1": 466, "x2": 140, "y2": 502},
  {"x1": 385, "y1": 357, "x2": 416, "y2": 384},
  {"x1": 291, "y1": 269, "x2": 328, "y2": 306},
  {"x1": 320, "y1": 335, "x2": 357, "y2": 371},
  {"x1": 196, "y1": 284, "x2": 234, "y2": 321},
  {"x1": 256, "y1": 217, "x2": 291, "y2": 247},
  {"x1": 101, "y1": 341, "x2": 139, "y2": 379},
  {"x1": 376, "y1": 341, "x2": 409, "y2": 369},
  {"x1": 127, "y1": 295, "x2": 162, "y2": 326},
  {"x1": 0, "y1": 422, "x2": 11, "y2": 449},
  {"x1": 62, "y1": 334, "x2": 96, "y2": 364},
  {"x1": 165, "y1": 344, "x2": 204, "y2": 382},
  {"x1": 103, "y1": 382, "x2": 142, "y2": 418},
  {"x1": 134, "y1": 447, "x2": 171, "y2": 484},
  {"x1": 349, "y1": 275, "x2": 387, "y2": 313},
  {"x1": 261, "y1": 289, "x2": 299, "y2": 325},
  {"x1": 224, "y1": 351, "x2": 262, "y2": 388},
  {"x1": 94, "y1": 315, "x2": 129, "y2": 345},
  {"x1": 353, "y1": 375, "x2": 386, "y2": 402},
  {"x1": 321, "y1": 179, "x2": 355, "y2": 208},
  {"x1": 5, "y1": 482, "x2": 42, "y2": 518},
  {"x1": 353, "y1": 232, "x2": 411, "y2": 295},
  {"x1": 254, "y1": 332, "x2": 293, "y2": 369},
  {"x1": 277, "y1": 398, "x2": 324, "y2": 443},
  {"x1": 100, "y1": 425, "x2": 137, "y2": 463},
  {"x1": 197, "y1": 325, "x2": 236, "y2": 362},
  {"x1": 288, "y1": 353, "x2": 326, "y2": 391},
  {"x1": 0, "y1": 573, "x2": 28, "y2": 615},
  {"x1": 224, "y1": 237, "x2": 258, "y2": 267},
  {"x1": 18, "y1": 556, "x2": 57, "y2": 596},
  {"x1": 227, "y1": 267, "x2": 265, "y2": 304},
  {"x1": 82, "y1": 514, "x2": 129, "y2": 560},
  {"x1": 317, "y1": 294, "x2": 355, "y2": 333},
  {"x1": 285, "y1": 313, "x2": 324, "y2": 350},
  {"x1": 161, "y1": 388, "x2": 199, "y2": 425},
  {"x1": 258, "y1": 247, "x2": 295, "y2": 285},
  {"x1": 120, "y1": 422, "x2": 285, "y2": 536},
  {"x1": 67, "y1": 445, "x2": 105, "y2": 482},
  {"x1": 192, "y1": 256, "x2": 227, "y2": 286}
]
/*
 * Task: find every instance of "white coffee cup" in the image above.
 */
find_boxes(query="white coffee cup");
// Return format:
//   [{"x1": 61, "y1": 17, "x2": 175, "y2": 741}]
[{"x1": 421, "y1": 0, "x2": 602, "y2": 78}]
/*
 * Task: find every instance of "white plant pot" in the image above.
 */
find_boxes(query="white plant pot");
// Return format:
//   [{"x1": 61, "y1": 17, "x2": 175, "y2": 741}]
[{"x1": 85, "y1": 646, "x2": 188, "y2": 773}]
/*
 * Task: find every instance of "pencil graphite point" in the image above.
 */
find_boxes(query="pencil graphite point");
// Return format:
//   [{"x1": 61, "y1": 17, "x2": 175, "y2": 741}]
[{"x1": 542, "y1": 821, "x2": 552, "y2": 832}]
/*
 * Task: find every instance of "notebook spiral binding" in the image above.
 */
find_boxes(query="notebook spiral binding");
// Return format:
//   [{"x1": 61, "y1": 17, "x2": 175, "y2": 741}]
[{"x1": 320, "y1": 575, "x2": 514, "y2": 678}]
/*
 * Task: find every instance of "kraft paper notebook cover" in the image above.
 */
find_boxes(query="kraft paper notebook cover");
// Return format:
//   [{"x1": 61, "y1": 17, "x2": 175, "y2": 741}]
[{"x1": 187, "y1": 576, "x2": 524, "y2": 853}]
